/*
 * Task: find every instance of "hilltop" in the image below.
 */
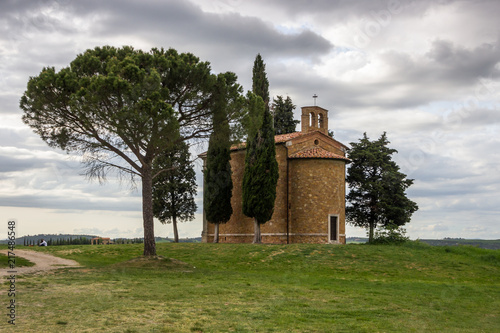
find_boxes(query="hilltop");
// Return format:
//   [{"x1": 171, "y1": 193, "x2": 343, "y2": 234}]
[{"x1": 2, "y1": 241, "x2": 498, "y2": 332}]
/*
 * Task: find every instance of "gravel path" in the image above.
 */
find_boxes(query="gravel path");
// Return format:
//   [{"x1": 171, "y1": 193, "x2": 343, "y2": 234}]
[{"x1": 0, "y1": 249, "x2": 80, "y2": 277}]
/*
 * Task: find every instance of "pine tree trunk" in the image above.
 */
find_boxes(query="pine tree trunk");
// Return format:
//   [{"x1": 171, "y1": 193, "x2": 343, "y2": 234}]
[
  {"x1": 142, "y1": 166, "x2": 156, "y2": 256},
  {"x1": 173, "y1": 216, "x2": 179, "y2": 243},
  {"x1": 213, "y1": 223, "x2": 219, "y2": 243},
  {"x1": 369, "y1": 222, "x2": 375, "y2": 243},
  {"x1": 253, "y1": 218, "x2": 262, "y2": 244}
]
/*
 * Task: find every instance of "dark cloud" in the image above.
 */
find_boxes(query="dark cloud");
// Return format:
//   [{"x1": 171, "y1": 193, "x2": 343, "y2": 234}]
[
  {"x1": 425, "y1": 39, "x2": 500, "y2": 82},
  {"x1": 264, "y1": 37, "x2": 500, "y2": 113},
  {"x1": 1, "y1": 0, "x2": 79, "y2": 44},
  {"x1": 0, "y1": 193, "x2": 141, "y2": 211},
  {"x1": 73, "y1": 0, "x2": 333, "y2": 61},
  {"x1": 1, "y1": 0, "x2": 333, "y2": 109},
  {"x1": 399, "y1": 154, "x2": 471, "y2": 181},
  {"x1": 245, "y1": 0, "x2": 427, "y2": 21},
  {"x1": 409, "y1": 179, "x2": 489, "y2": 198},
  {"x1": 331, "y1": 37, "x2": 500, "y2": 110},
  {"x1": 268, "y1": 62, "x2": 369, "y2": 111},
  {"x1": 449, "y1": 108, "x2": 500, "y2": 128}
]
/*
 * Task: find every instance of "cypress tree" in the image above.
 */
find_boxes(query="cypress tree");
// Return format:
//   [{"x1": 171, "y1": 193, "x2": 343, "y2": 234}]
[
  {"x1": 252, "y1": 53, "x2": 270, "y2": 112},
  {"x1": 242, "y1": 97, "x2": 278, "y2": 243},
  {"x1": 242, "y1": 54, "x2": 279, "y2": 243},
  {"x1": 204, "y1": 74, "x2": 235, "y2": 243}
]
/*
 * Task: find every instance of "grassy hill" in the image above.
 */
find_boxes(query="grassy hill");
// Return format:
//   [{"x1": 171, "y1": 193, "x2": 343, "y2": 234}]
[{"x1": 2, "y1": 242, "x2": 499, "y2": 332}]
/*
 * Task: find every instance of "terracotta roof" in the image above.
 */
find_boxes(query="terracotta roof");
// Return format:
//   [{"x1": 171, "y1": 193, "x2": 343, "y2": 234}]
[
  {"x1": 288, "y1": 147, "x2": 350, "y2": 161},
  {"x1": 229, "y1": 132, "x2": 306, "y2": 151},
  {"x1": 274, "y1": 132, "x2": 306, "y2": 143}
]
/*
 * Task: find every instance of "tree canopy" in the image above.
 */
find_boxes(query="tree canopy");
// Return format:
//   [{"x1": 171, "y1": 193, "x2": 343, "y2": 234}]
[
  {"x1": 272, "y1": 95, "x2": 299, "y2": 135},
  {"x1": 346, "y1": 132, "x2": 418, "y2": 242},
  {"x1": 20, "y1": 45, "x2": 243, "y2": 256}
]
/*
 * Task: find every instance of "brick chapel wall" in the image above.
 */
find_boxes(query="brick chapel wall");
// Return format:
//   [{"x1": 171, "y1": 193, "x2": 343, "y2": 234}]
[
  {"x1": 289, "y1": 158, "x2": 346, "y2": 244},
  {"x1": 259, "y1": 144, "x2": 288, "y2": 243},
  {"x1": 205, "y1": 145, "x2": 289, "y2": 243}
]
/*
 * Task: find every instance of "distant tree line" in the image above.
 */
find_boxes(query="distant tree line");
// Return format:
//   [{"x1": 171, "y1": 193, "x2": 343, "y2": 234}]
[
  {"x1": 112, "y1": 238, "x2": 144, "y2": 244},
  {"x1": 13, "y1": 235, "x2": 201, "y2": 246},
  {"x1": 23, "y1": 236, "x2": 92, "y2": 246}
]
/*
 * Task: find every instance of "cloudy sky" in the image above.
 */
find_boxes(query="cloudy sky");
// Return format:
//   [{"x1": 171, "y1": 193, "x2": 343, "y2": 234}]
[{"x1": 1, "y1": 0, "x2": 499, "y2": 241}]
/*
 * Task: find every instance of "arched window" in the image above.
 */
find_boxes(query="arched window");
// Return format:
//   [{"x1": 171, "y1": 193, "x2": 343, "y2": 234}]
[
  {"x1": 318, "y1": 113, "x2": 324, "y2": 129},
  {"x1": 309, "y1": 112, "x2": 317, "y2": 128}
]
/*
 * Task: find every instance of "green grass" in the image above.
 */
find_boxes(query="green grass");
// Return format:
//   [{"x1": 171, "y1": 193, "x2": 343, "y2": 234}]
[
  {"x1": 1, "y1": 242, "x2": 499, "y2": 332},
  {"x1": 0, "y1": 252, "x2": 36, "y2": 268}
]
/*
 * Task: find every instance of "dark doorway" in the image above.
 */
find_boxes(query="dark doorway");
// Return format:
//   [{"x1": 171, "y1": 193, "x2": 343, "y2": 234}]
[{"x1": 329, "y1": 215, "x2": 338, "y2": 242}]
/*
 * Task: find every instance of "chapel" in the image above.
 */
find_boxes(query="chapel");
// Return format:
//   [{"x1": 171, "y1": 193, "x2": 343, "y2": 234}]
[{"x1": 200, "y1": 105, "x2": 349, "y2": 244}]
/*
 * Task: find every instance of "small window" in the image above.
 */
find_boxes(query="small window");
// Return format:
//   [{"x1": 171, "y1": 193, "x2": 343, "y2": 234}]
[{"x1": 314, "y1": 139, "x2": 319, "y2": 145}]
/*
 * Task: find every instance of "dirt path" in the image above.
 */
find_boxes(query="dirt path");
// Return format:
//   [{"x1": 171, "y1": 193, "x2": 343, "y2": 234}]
[{"x1": 0, "y1": 249, "x2": 80, "y2": 277}]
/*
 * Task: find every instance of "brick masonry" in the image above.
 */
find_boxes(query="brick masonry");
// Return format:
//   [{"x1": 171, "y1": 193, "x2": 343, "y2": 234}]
[{"x1": 201, "y1": 106, "x2": 348, "y2": 244}]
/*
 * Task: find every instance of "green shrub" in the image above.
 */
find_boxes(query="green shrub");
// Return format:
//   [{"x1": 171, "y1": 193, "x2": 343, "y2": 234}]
[{"x1": 370, "y1": 224, "x2": 409, "y2": 245}]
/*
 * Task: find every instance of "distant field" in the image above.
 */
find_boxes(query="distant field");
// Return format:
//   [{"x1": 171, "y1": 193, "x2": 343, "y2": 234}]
[
  {"x1": 1, "y1": 242, "x2": 499, "y2": 332},
  {"x1": 420, "y1": 239, "x2": 500, "y2": 250},
  {"x1": 347, "y1": 238, "x2": 500, "y2": 250}
]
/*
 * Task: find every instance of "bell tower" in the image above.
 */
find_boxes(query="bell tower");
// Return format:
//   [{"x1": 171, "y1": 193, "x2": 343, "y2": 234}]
[{"x1": 301, "y1": 106, "x2": 329, "y2": 135}]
